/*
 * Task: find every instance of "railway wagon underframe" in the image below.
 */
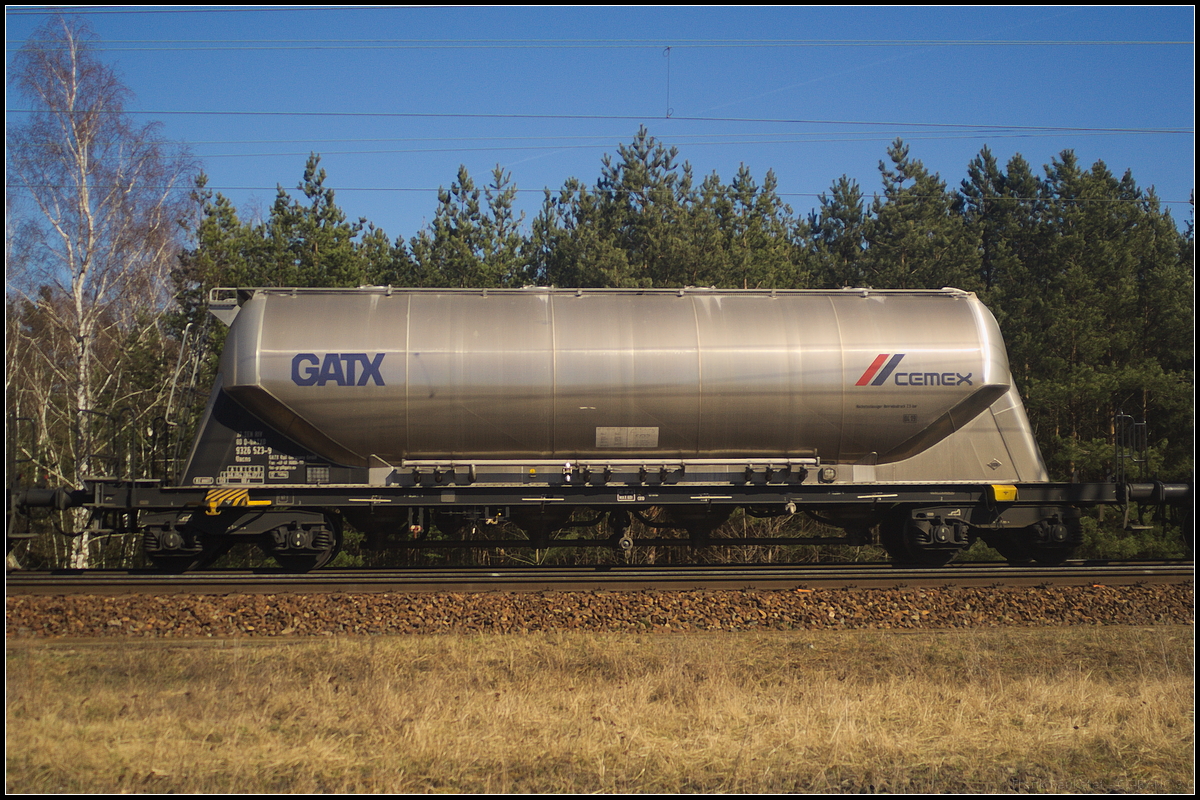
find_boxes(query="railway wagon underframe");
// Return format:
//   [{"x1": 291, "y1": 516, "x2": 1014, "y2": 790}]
[{"x1": 44, "y1": 475, "x2": 1131, "y2": 571}]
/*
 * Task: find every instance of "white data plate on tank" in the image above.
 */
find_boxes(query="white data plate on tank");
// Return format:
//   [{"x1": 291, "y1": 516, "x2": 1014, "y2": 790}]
[{"x1": 595, "y1": 427, "x2": 659, "y2": 448}]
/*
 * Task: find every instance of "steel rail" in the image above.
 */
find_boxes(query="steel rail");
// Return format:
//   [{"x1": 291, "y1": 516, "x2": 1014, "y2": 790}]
[{"x1": 6, "y1": 561, "x2": 1192, "y2": 596}]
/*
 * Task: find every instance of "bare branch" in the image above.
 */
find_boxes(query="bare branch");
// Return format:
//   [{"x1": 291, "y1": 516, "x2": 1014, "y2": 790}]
[{"x1": 7, "y1": 15, "x2": 197, "y2": 567}]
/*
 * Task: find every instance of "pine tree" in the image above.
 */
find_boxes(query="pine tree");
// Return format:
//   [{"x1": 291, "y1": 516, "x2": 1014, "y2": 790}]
[
  {"x1": 808, "y1": 176, "x2": 868, "y2": 288},
  {"x1": 409, "y1": 165, "x2": 525, "y2": 287},
  {"x1": 719, "y1": 166, "x2": 807, "y2": 289},
  {"x1": 525, "y1": 180, "x2": 631, "y2": 288},
  {"x1": 993, "y1": 151, "x2": 1193, "y2": 480},
  {"x1": 528, "y1": 128, "x2": 805, "y2": 289},
  {"x1": 263, "y1": 154, "x2": 367, "y2": 287},
  {"x1": 862, "y1": 140, "x2": 982, "y2": 291},
  {"x1": 593, "y1": 127, "x2": 691, "y2": 287}
]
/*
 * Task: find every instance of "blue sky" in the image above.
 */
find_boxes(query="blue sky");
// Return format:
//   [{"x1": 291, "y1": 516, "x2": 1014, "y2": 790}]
[{"x1": 6, "y1": 6, "x2": 1195, "y2": 241}]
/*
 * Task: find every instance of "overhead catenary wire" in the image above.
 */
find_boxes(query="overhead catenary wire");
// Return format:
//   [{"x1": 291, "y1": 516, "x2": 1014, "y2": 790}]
[
  {"x1": 6, "y1": 13, "x2": 1189, "y2": 215},
  {"x1": 181, "y1": 132, "x2": 1180, "y2": 159},
  {"x1": 6, "y1": 106, "x2": 1189, "y2": 136},
  {"x1": 5, "y1": 36, "x2": 1192, "y2": 51},
  {"x1": 7, "y1": 181, "x2": 1186, "y2": 206}
]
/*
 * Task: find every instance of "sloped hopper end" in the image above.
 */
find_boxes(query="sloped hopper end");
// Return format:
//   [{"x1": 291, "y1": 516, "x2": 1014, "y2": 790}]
[
  {"x1": 224, "y1": 384, "x2": 369, "y2": 468},
  {"x1": 879, "y1": 383, "x2": 1011, "y2": 463}
]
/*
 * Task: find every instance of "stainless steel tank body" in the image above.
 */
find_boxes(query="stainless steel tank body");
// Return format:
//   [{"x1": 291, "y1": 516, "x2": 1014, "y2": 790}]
[{"x1": 217, "y1": 287, "x2": 1019, "y2": 469}]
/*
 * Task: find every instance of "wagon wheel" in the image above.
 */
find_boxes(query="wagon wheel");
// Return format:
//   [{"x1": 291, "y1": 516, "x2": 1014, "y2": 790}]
[
  {"x1": 147, "y1": 536, "x2": 233, "y2": 573},
  {"x1": 266, "y1": 515, "x2": 343, "y2": 572},
  {"x1": 985, "y1": 524, "x2": 1076, "y2": 566},
  {"x1": 879, "y1": 517, "x2": 957, "y2": 567}
]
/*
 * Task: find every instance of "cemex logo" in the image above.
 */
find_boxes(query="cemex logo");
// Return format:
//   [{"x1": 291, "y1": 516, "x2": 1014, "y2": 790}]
[
  {"x1": 856, "y1": 354, "x2": 973, "y2": 387},
  {"x1": 856, "y1": 354, "x2": 905, "y2": 386},
  {"x1": 292, "y1": 353, "x2": 386, "y2": 386}
]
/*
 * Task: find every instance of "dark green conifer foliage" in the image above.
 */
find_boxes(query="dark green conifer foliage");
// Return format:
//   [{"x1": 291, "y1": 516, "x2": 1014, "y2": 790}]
[
  {"x1": 172, "y1": 174, "x2": 251, "y2": 330},
  {"x1": 527, "y1": 127, "x2": 806, "y2": 289},
  {"x1": 958, "y1": 149, "x2": 1193, "y2": 482},
  {"x1": 357, "y1": 223, "x2": 408, "y2": 286},
  {"x1": 526, "y1": 178, "x2": 632, "y2": 288},
  {"x1": 808, "y1": 175, "x2": 868, "y2": 288},
  {"x1": 862, "y1": 139, "x2": 982, "y2": 291},
  {"x1": 263, "y1": 154, "x2": 368, "y2": 288},
  {"x1": 406, "y1": 165, "x2": 525, "y2": 288},
  {"x1": 593, "y1": 128, "x2": 691, "y2": 287},
  {"x1": 175, "y1": 155, "x2": 407, "y2": 295},
  {"x1": 720, "y1": 166, "x2": 807, "y2": 289}
]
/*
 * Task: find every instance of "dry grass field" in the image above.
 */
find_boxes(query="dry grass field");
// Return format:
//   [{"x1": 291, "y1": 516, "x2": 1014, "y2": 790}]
[{"x1": 6, "y1": 626, "x2": 1194, "y2": 793}]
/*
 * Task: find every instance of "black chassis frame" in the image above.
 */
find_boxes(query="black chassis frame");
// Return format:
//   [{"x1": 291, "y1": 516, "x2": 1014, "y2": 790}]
[
  {"x1": 76, "y1": 477, "x2": 1126, "y2": 546},
  {"x1": 17, "y1": 475, "x2": 1190, "y2": 568}
]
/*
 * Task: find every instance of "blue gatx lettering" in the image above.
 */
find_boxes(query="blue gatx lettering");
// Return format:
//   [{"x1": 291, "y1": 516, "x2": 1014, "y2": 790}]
[{"x1": 291, "y1": 353, "x2": 386, "y2": 386}]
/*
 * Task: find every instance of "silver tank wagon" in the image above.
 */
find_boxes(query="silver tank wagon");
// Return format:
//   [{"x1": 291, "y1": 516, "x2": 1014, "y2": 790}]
[
  {"x1": 205, "y1": 286, "x2": 1046, "y2": 483},
  {"x1": 23, "y1": 285, "x2": 1187, "y2": 573}
]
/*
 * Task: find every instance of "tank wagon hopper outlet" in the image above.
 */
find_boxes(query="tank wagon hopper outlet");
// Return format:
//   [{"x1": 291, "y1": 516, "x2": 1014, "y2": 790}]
[{"x1": 10, "y1": 287, "x2": 1192, "y2": 571}]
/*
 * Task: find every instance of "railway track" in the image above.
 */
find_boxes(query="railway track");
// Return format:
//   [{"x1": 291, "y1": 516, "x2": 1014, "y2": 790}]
[{"x1": 6, "y1": 560, "x2": 1192, "y2": 596}]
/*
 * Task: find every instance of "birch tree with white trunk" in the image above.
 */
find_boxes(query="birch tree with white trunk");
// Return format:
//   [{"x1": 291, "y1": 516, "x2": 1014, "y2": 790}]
[{"x1": 6, "y1": 15, "x2": 194, "y2": 568}]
